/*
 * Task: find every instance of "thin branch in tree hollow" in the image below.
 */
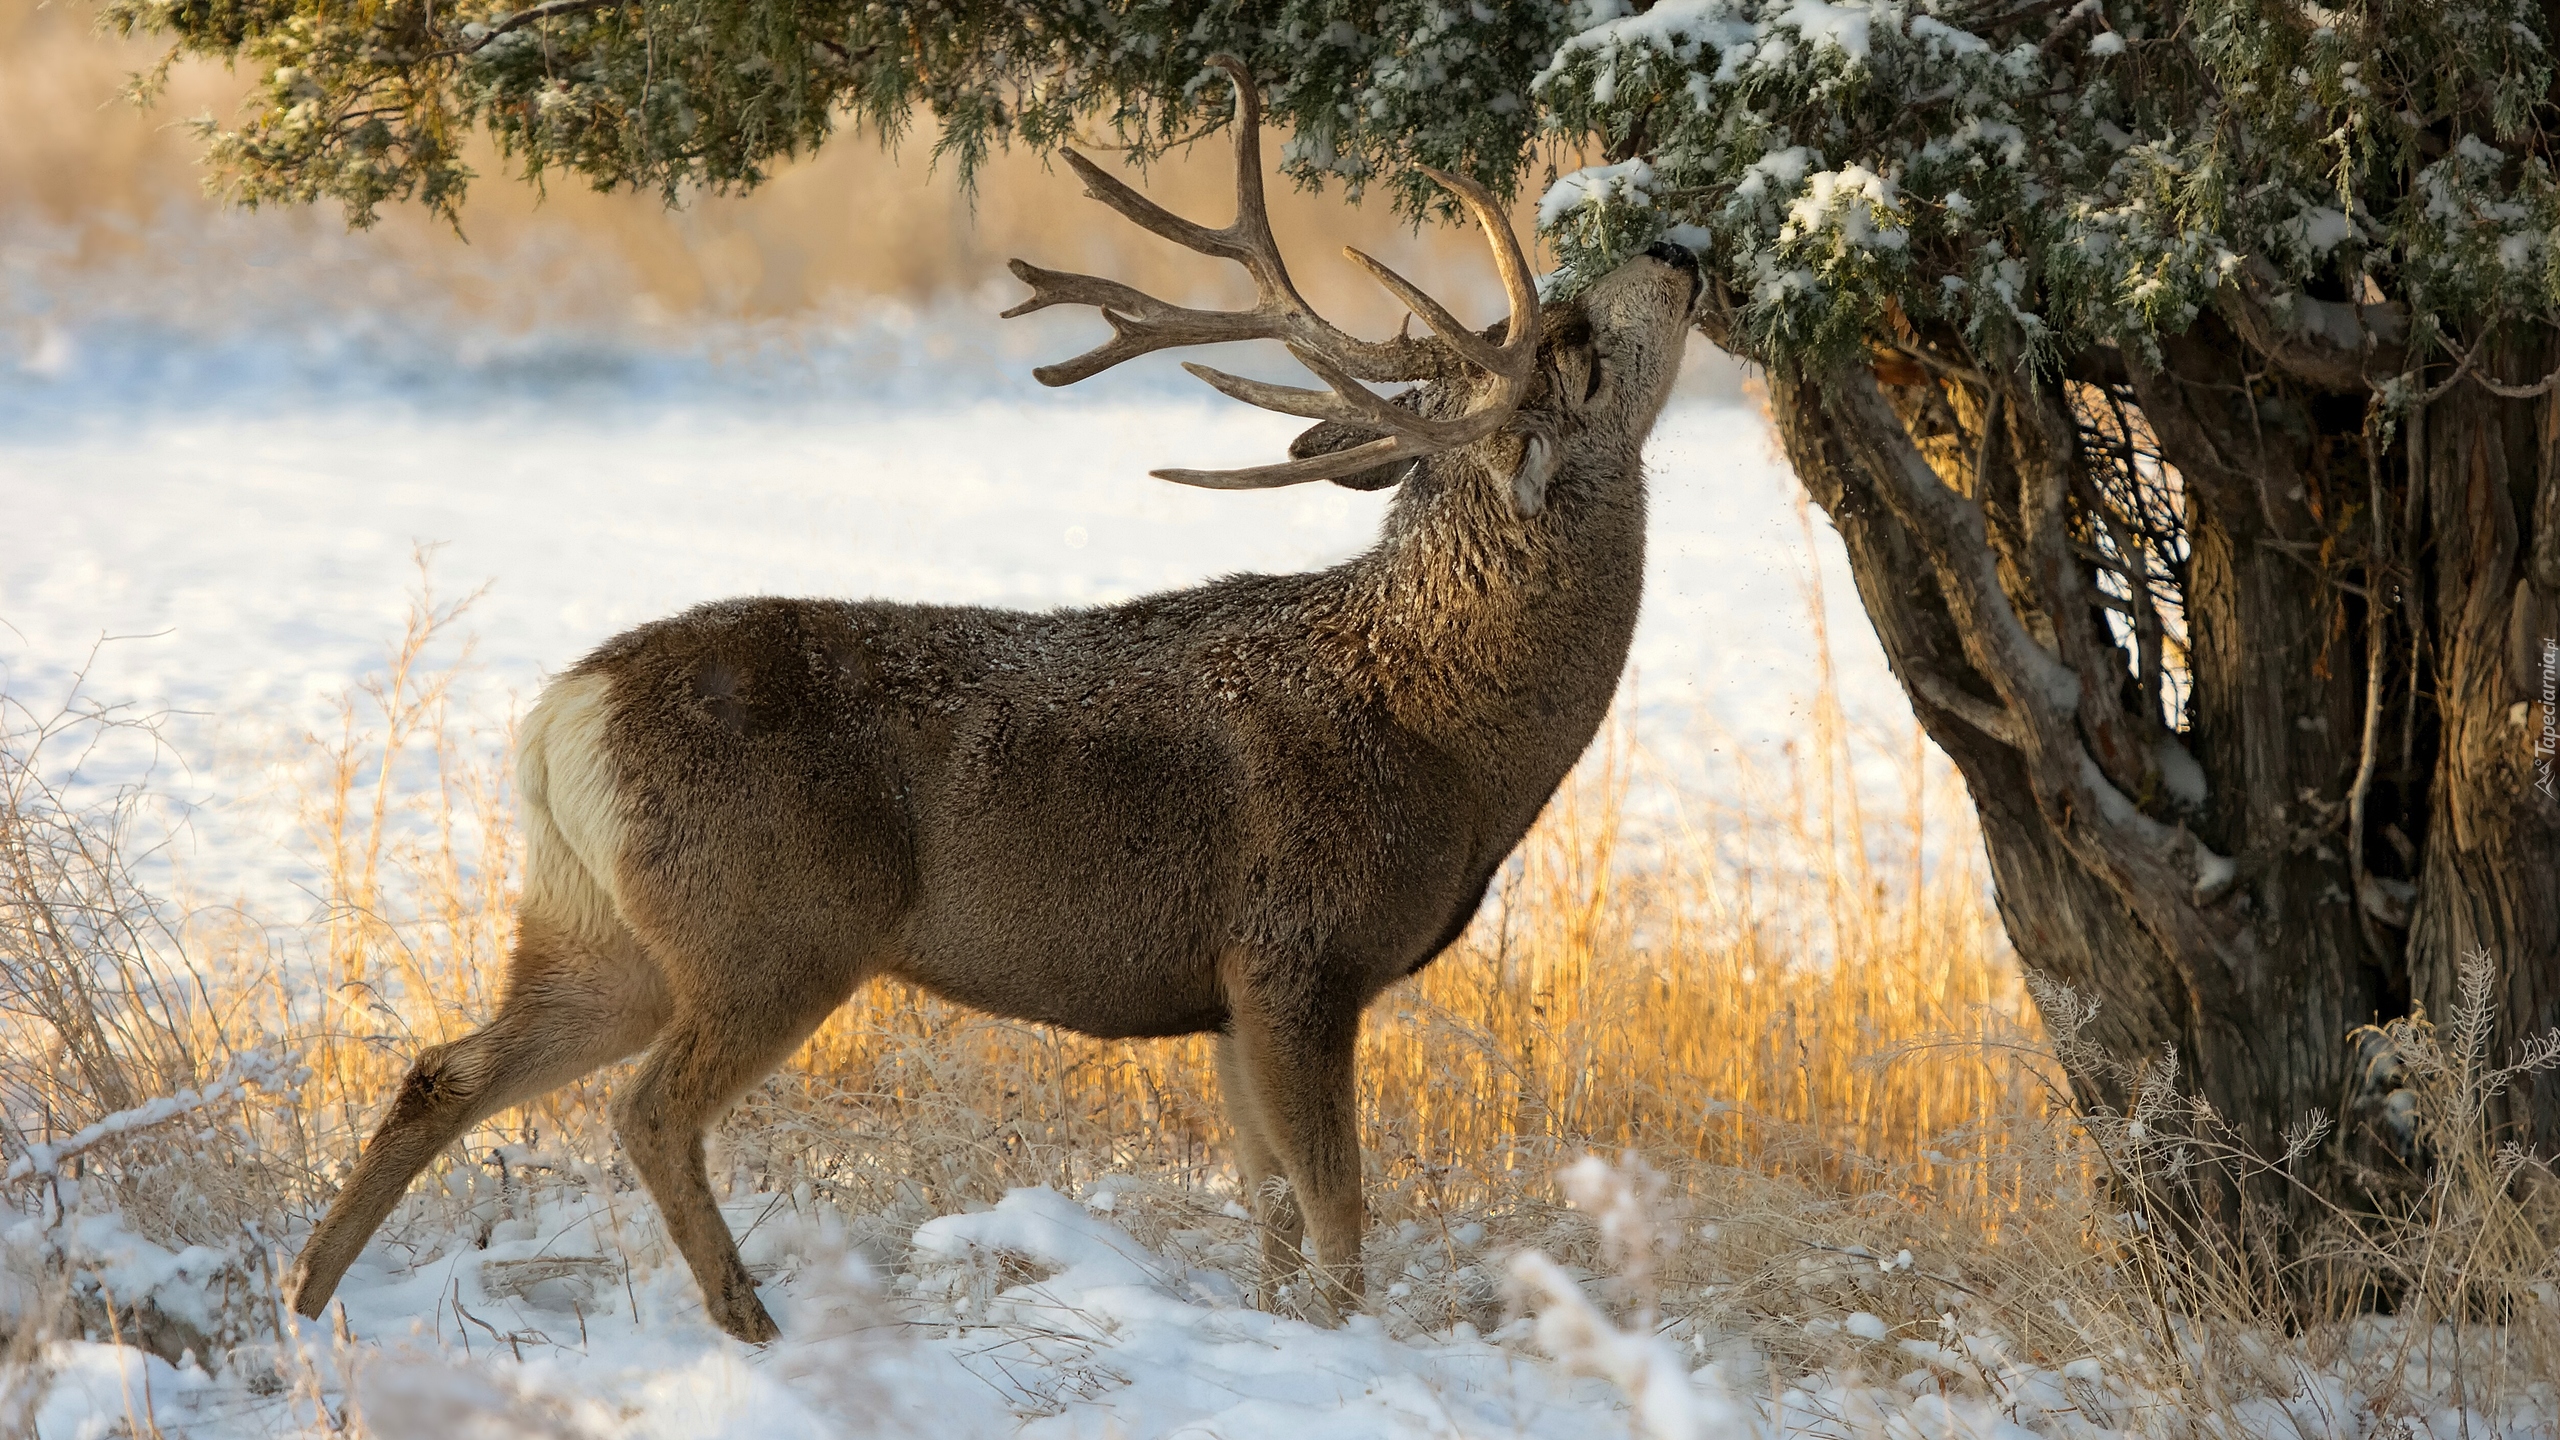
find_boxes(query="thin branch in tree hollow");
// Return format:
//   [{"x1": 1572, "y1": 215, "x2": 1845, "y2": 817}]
[
  {"x1": 433, "y1": 0, "x2": 626, "y2": 60},
  {"x1": 2437, "y1": 335, "x2": 2560, "y2": 400},
  {"x1": 2348, "y1": 418, "x2": 2395, "y2": 961}
]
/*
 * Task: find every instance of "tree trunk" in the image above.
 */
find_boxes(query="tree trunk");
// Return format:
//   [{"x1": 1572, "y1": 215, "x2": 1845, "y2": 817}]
[
  {"x1": 1733, "y1": 305, "x2": 2560, "y2": 1212},
  {"x1": 2405, "y1": 357, "x2": 2560, "y2": 1152}
]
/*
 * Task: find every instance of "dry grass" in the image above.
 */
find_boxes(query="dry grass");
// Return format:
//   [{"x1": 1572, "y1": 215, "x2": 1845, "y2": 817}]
[
  {"x1": 5, "y1": 575, "x2": 2556, "y2": 1434},
  {"x1": 0, "y1": 663, "x2": 210, "y2": 1132},
  {"x1": 765, "y1": 694, "x2": 2032, "y2": 1222}
]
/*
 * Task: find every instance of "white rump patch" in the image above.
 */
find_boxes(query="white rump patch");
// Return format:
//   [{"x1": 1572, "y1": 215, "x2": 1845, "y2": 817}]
[{"x1": 516, "y1": 670, "x2": 629, "y2": 945}]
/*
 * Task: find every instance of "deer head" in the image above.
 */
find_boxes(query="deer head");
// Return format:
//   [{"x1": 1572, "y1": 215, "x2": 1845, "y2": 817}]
[{"x1": 1002, "y1": 56, "x2": 1699, "y2": 524}]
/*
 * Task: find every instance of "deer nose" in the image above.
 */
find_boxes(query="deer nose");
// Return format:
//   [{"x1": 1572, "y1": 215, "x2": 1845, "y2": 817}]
[{"x1": 1644, "y1": 240, "x2": 1698, "y2": 271}]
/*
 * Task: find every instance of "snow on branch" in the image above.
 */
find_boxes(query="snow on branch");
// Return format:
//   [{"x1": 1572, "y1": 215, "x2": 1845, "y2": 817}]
[
  {"x1": 1533, "y1": 0, "x2": 2560, "y2": 376},
  {"x1": 5, "y1": 1047, "x2": 305, "y2": 1186}
]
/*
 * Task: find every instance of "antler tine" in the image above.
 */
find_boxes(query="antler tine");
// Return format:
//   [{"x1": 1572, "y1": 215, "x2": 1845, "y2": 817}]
[
  {"x1": 1027, "y1": 310, "x2": 1176, "y2": 390},
  {"x1": 1005, "y1": 56, "x2": 1348, "y2": 390},
  {"x1": 1045, "y1": 56, "x2": 1280, "y2": 266},
  {"x1": 1054, "y1": 149, "x2": 1257, "y2": 264},
  {"x1": 1000, "y1": 259, "x2": 1177, "y2": 325},
  {"x1": 1052, "y1": 59, "x2": 1298, "y2": 299},
  {"x1": 1141, "y1": 160, "x2": 1543, "y2": 489},
  {"x1": 1205, "y1": 55, "x2": 1286, "y2": 287},
  {"x1": 1338, "y1": 247, "x2": 1515, "y2": 377},
  {"x1": 1154, "y1": 375, "x2": 1523, "y2": 492},
  {"x1": 1180, "y1": 353, "x2": 1435, "y2": 436},
  {"x1": 1006, "y1": 56, "x2": 1541, "y2": 485},
  {"x1": 1006, "y1": 258, "x2": 1280, "y2": 386},
  {"x1": 1153, "y1": 434, "x2": 1422, "y2": 490},
  {"x1": 1193, "y1": 56, "x2": 1463, "y2": 381},
  {"x1": 1285, "y1": 343, "x2": 1524, "y2": 447},
  {"x1": 1416, "y1": 165, "x2": 1541, "y2": 379}
]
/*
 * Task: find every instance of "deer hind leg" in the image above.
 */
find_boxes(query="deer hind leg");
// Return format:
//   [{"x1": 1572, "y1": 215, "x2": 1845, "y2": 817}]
[
  {"x1": 288, "y1": 914, "x2": 666, "y2": 1321},
  {"x1": 1214, "y1": 1031, "x2": 1307, "y2": 1302},
  {"x1": 1224, "y1": 973, "x2": 1366, "y2": 1323},
  {"x1": 609, "y1": 960, "x2": 857, "y2": 1344}
]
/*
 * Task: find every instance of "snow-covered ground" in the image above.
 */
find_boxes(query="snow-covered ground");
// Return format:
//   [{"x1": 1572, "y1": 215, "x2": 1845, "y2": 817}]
[
  {"x1": 17, "y1": 1152, "x2": 2549, "y2": 1440},
  {"x1": 19, "y1": 1175, "x2": 1720, "y2": 1440}
]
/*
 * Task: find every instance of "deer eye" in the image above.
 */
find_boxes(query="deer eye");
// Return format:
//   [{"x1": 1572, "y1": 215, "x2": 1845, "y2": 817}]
[{"x1": 1582, "y1": 349, "x2": 1608, "y2": 403}]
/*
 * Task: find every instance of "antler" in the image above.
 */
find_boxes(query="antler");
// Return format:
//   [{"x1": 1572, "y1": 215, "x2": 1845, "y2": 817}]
[{"x1": 1002, "y1": 54, "x2": 1540, "y2": 490}]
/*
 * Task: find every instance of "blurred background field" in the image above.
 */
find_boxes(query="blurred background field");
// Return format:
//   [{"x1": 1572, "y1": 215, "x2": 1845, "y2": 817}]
[{"x1": 1, "y1": 0, "x2": 1714, "y2": 408}]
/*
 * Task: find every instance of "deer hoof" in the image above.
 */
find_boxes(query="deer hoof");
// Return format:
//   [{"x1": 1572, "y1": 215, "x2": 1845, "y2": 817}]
[
  {"x1": 714, "y1": 1288, "x2": 782, "y2": 1344},
  {"x1": 283, "y1": 1254, "x2": 331, "y2": 1320}
]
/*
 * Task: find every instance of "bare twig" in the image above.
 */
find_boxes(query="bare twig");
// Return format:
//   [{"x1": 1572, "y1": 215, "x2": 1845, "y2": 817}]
[
  {"x1": 433, "y1": 0, "x2": 625, "y2": 59},
  {"x1": 2437, "y1": 334, "x2": 2560, "y2": 399}
]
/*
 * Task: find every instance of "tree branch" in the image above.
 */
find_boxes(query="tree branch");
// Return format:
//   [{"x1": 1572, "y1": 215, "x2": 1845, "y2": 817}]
[
  {"x1": 2217, "y1": 257, "x2": 2407, "y2": 393},
  {"x1": 438, "y1": 0, "x2": 625, "y2": 58},
  {"x1": 1905, "y1": 662, "x2": 2025, "y2": 746},
  {"x1": 2347, "y1": 418, "x2": 2398, "y2": 964},
  {"x1": 2438, "y1": 335, "x2": 2560, "y2": 400},
  {"x1": 1822, "y1": 366, "x2": 2246, "y2": 990},
  {"x1": 2079, "y1": 471, "x2": 2167, "y2": 724},
  {"x1": 2125, "y1": 321, "x2": 2315, "y2": 547},
  {"x1": 2010, "y1": 378, "x2": 2164, "y2": 802}
]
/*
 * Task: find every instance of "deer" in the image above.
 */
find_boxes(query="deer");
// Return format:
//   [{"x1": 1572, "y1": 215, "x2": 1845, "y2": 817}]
[{"x1": 282, "y1": 56, "x2": 1702, "y2": 1344}]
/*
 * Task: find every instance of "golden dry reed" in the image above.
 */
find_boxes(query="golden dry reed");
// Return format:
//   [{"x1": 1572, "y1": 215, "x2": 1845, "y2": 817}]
[{"x1": 4, "y1": 548, "x2": 2033, "y2": 1236}]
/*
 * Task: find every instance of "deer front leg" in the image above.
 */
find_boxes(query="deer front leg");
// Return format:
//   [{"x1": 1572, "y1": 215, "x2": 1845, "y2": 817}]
[
  {"x1": 1214, "y1": 1031, "x2": 1306, "y2": 1301},
  {"x1": 1224, "y1": 971, "x2": 1365, "y2": 1323}
]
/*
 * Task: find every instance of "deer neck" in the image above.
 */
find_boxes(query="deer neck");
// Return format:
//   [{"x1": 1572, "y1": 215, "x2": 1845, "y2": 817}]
[{"x1": 1341, "y1": 456, "x2": 1645, "y2": 783}]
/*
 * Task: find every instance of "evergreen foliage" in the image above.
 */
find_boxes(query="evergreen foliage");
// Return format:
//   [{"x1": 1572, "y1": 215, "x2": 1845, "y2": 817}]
[
  {"x1": 102, "y1": 0, "x2": 1573, "y2": 229},
  {"x1": 1535, "y1": 0, "x2": 2558, "y2": 371},
  {"x1": 104, "y1": 0, "x2": 2560, "y2": 377}
]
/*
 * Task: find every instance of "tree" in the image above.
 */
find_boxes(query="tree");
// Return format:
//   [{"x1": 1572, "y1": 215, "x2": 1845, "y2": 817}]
[{"x1": 106, "y1": 0, "x2": 2559, "y2": 1201}]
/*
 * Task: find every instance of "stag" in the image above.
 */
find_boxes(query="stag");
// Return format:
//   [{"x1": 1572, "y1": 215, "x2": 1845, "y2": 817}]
[{"x1": 285, "y1": 58, "x2": 1701, "y2": 1342}]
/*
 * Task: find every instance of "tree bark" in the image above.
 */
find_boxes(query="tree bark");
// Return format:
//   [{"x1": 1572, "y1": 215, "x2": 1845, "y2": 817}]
[
  {"x1": 1730, "y1": 299, "x2": 2560, "y2": 1209},
  {"x1": 2119, "y1": 326, "x2": 2397, "y2": 1166},
  {"x1": 2405, "y1": 356, "x2": 2560, "y2": 1151}
]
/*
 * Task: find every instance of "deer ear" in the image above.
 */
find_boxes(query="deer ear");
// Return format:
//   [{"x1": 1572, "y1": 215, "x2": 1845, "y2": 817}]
[
  {"x1": 1290, "y1": 419, "x2": 1413, "y2": 491},
  {"x1": 1509, "y1": 434, "x2": 1557, "y2": 518}
]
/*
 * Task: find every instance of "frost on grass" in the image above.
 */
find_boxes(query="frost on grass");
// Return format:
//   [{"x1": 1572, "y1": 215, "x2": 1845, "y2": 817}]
[{"x1": 16, "y1": 1137, "x2": 2560, "y2": 1440}]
